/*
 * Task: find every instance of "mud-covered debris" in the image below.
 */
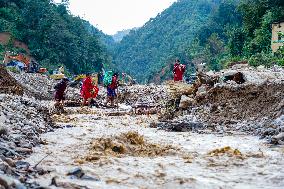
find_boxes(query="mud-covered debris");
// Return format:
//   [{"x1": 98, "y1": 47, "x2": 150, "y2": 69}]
[
  {"x1": 223, "y1": 72, "x2": 245, "y2": 84},
  {"x1": 0, "y1": 66, "x2": 23, "y2": 95},
  {"x1": 51, "y1": 114, "x2": 78, "y2": 123},
  {"x1": 166, "y1": 81, "x2": 194, "y2": 98},
  {"x1": 208, "y1": 146, "x2": 243, "y2": 158},
  {"x1": 197, "y1": 72, "x2": 219, "y2": 87},
  {"x1": 85, "y1": 132, "x2": 179, "y2": 160},
  {"x1": 179, "y1": 95, "x2": 194, "y2": 109},
  {"x1": 152, "y1": 121, "x2": 203, "y2": 132},
  {"x1": 9, "y1": 71, "x2": 81, "y2": 101},
  {"x1": 118, "y1": 84, "x2": 169, "y2": 106}
]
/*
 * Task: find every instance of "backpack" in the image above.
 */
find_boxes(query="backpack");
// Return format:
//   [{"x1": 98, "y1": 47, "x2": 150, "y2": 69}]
[{"x1": 103, "y1": 71, "x2": 113, "y2": 87}]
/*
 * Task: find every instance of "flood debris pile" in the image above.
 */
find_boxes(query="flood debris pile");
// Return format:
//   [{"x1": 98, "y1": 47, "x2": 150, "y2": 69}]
[
  {"x1": 150, "y1": 116, "x2": 204, "y2": 132},
  {"x1": 119, "y1": 85, "x2": 169, "y2": 105},
  {"x1": 0, "y1": 94, "x2": 54, "y2": 188},
  {"x1": 0, "y1": 94, "x2": 53, "y2": 157},
  {"x1": 197, "y1": 66, "x2": 284, "y2": 120},
  {"x1": 196, "y1": 67, "x2": 284, "y2": 142},
  {"x1": 166, "y1": 81, "x2": 195, "y2": 99},
  {"x1": 0, "y1": 66, "x2": 23, "y2": 95},
  {"x1": 157, "y1": 65, "x2": 284, "y2": 144},
  {"x1": 85, "y1": 132, "x2": 178, "y2": 161},
  {"x1": 9, "y1": 71, "x2": 81, "y2": 101}
]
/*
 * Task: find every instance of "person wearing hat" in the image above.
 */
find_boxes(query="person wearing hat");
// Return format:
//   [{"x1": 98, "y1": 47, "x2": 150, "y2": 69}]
[{"x1": 54, "y1": 78, "x2": 69, "y2": 110}]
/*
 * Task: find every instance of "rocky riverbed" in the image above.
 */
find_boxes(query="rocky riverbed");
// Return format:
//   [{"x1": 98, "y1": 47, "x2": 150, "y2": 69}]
[{"x1": 0, "y1": 65, "x2": 284, "y2": 188}]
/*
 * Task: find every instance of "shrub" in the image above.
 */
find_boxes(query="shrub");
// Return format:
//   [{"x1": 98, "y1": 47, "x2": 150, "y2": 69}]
[{"x1": 248, "y1": 52, "x2": 275, "y2": 67}]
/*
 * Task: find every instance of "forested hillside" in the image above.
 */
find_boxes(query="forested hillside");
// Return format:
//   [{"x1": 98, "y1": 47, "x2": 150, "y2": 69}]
[
  {"x1": 185, "y1": 0, "x2": 284, "y2": 77},
  {"x1": 113, "y1": 0, "x2": 284, "y2": 83},
  {"x1": 0, "y1": 0, "x2": 111, "y2": 74},
  {"x1": 112, "y1": 29, "x2": 133, "y2": 42},
  {"x1": 113, "y1": 0, "x2": 220, "y2": 83},
  {"x1": 1, "y1": 0, "x2": 283, "y2": 81}
]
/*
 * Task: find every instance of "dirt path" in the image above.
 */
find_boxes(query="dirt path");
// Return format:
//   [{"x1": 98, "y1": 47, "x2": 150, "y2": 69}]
[{"x1": 25, "y1": 107, "x2": 284, "y2": 189}]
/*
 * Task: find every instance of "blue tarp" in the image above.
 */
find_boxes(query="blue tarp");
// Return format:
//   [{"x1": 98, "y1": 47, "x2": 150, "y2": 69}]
[{"x1": 7, "y1": 60, "x2": 25, "y2": 70}]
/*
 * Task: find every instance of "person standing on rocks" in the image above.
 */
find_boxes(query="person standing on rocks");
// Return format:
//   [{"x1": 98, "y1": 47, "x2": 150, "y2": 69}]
[
  {"x1": 105, "y1": 72, "x2": 119, "y2": 107},
  {"x1": 54, "y1": 78, "x2": 69, "y2": 110},
  {"x1": 173, "y1": 59, "x2": 186, "y2": 82}
]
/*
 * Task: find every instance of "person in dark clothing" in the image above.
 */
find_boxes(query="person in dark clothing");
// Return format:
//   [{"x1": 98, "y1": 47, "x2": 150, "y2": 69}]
[
  {"x1": 54, "y1": 78, "x2": 69, "y2": 109},
  {"x1": 105, "y1": 73, "x2": 119, "y2": 107}
]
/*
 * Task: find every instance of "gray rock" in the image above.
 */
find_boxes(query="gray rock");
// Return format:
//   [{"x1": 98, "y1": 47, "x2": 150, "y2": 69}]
[
  {"x1": 0, "y1": 124, "x2": 8, "y2": 136},
  {"x1": 271, "y1": 132, "x2": 284, "y2": 144},
  {"x1": 67, "y1": 167, "x2": 84, "y2": 178},
  {"x1": 15, "y1": 161, "x2": 30, "y2": 169},
  {"x1": 0, "y1": 174, "x2": 26, "y2": 189}
]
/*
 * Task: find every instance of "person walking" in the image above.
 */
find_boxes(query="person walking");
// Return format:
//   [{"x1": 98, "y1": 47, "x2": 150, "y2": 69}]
[
  {"x1": 54, "y1": 78, "x2": 69, "y2": 111},
  {"x1": 105, "y1": 72, "x2": 119, "y2": 107},
  {"x1": 81, "y1": 73, "x2": 94, "y2": 106}
]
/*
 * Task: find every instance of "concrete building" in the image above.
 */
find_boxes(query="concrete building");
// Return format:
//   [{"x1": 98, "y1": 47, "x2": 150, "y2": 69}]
[{"x1": 271, "y1": 20, "x2": 284, "y2": 52}]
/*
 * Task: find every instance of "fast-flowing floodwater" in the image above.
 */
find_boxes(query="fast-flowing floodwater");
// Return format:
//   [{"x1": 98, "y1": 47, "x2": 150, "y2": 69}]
[{"x1": 25, "y1": 107, "x2": 284, "y2": 189}]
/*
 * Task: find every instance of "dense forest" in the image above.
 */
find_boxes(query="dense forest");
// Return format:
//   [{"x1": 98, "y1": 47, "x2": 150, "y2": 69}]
[
  {"x1": 112, "y1": 29, "x2": 135, "y2": 42},
  {"x1": 112, "y1": 0, "x2": 284, "y2": 83},
  {"x1": 1, "y1": 0, "x2": 283, "y2": 82},
  {"x1": 185, "y1": 0, "x2": 284, "y2": 76},
  {"x1": 0, "y1": 0, "x2": 111, "y2": 75},
  {"x1": 113, "y1": 0, "x2": 220, "y2": 83}
]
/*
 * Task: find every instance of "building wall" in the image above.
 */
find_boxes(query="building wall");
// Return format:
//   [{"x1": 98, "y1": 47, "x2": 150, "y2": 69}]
[{"x1": 271, "y1": 22, "x2": 284, "y2": 52}]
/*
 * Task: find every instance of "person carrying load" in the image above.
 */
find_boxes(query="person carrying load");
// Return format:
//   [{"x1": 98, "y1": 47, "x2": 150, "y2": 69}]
[
  {"x1": 104, "y1": 71, "x2": 119, "y2": 107},
  {"x1": 173, "y1": 59, "x2": 186, "y2": 81},
  {"x1": 54, "y1": 78, "x2": 69, "y2": 111}
]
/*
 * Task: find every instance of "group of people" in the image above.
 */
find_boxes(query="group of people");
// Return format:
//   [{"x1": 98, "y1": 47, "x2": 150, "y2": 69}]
[
  {"x1": 54, "y1": 72, "x2": 119, "y2": 110},
  {"x1": 54, "y1": 59, "x2": 186, "y2": 110}
]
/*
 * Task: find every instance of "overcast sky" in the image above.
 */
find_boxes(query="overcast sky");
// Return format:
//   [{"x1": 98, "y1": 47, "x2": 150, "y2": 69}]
[{"x1": 54, "y1": 0, "x2": 177, "y2": 35}]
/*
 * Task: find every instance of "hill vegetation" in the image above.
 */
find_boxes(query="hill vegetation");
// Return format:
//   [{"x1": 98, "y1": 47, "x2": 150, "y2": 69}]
[
  {"x1": 113, "y1": 0, "x2": 220, "y2": 83},
  {"x1": 1, "y1": 0, "x2": 283, "y2": 81},
  {"x1": 185, "y1": 0, "x2": 284, "y2": 75},
  {"x1": 112, "y1": 29, "x2": 136, "y2": 42},
  {"x1": 0, "y1": 0, "x2": 111, "y2": 75},
  {"x1": 112, "y1": 0, "x2": 284, "y2": 83}
]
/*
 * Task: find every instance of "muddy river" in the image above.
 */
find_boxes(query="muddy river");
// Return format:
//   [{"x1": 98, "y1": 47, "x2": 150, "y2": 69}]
[{"x1": 25, "y1": 107, "x2": 284, "y2": 189}]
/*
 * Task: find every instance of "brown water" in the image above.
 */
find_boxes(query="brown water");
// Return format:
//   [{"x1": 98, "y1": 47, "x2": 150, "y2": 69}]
[{"x1": 25, "y1": 107, "x2": 284, "y2": 189}]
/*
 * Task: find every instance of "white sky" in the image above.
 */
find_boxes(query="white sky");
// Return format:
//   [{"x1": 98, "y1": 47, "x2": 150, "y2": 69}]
[{"x1": 54, "y1": 0, "x2": 177, "y2": 35}]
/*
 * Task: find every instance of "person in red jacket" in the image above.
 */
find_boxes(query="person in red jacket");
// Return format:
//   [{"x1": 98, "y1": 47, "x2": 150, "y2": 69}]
[
  {"x1": 81, "y1": 73, "x2": 94, "y2": 106},
  {"x1": 173, "y1": 59, "x2": 186, "y2": 81}
]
